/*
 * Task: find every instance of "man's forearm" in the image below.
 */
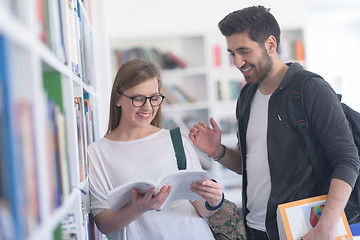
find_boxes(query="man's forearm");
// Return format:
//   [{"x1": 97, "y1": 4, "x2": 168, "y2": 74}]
[
  {"x1": 318, "y1": 178, "x2": 352, "y2": 229},
  {"x1": 218, "y1": 146, "x2": 243, "y2": 174}
]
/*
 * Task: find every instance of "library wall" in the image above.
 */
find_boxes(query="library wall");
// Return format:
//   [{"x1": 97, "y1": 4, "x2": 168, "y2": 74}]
[
  {"x1": 0, "y1": 0, "x2": 112, "y2": 239},
  {"x1": 304, "y1": 1, "x2": 360, "y2": 112}
]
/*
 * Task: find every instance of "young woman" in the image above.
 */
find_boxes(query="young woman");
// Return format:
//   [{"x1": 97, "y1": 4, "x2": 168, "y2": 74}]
[{"x1": 88, "y1": 58, "x2": 223, "y2": 240}]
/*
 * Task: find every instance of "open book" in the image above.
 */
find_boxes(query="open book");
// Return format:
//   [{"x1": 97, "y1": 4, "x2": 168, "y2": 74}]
[
  {"x1": 108, "y1": 170, "x2": 208, "y2": 212},
  {"x1": 277, "y1": 195, "x2": 353, "y2": 240}
]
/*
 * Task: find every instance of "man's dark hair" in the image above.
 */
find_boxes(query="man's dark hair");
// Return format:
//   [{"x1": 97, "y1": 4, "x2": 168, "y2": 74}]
[{"x1": 218, "y1": 5, "x2": 281, "y2": 51}]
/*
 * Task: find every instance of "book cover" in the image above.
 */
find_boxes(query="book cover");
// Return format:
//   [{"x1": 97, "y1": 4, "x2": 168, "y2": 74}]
[
  {"x1": 295, "y1": 39, "x2": 304, "y2": 61},
  {"x1": 74, "y1": 97, "x2": 86, "y2": 181},
  {"x1": 108, "y1": 170, "x2": 208, "y2": 212},
  {"x1": 58, "y1": 0, "x2": 69, "y2": 65},
  {"x1": 15, "y1": 101, "x2": 41, "y2": 232},
  {"x1": 165, "y1": 51, "x2": 187, "y2": 68},
  {"x1": 36, "y1": 0, "x2": 47, "y2": 43},
  {"x1": 277, "y1": 195, "x2": 353, "y2": 240},
  {"x1": 0, "y1": 35, "x2": 26, "y2": 240},
  {"x1": 56, "y1": 108, "x2": 71, "y2": 199},
  {"x1": 47, "y1": 101, "x2": 64, "y2": 208},
  {"x1": 83, "y1": 93, "x2": 94, "y2": 144},
  {"x1": 213, "y1": 45, "x2": 221, "y2": 67},
  {"x1": 161, "y1": 87, "x2": 179, "y2": 105},
  {"x1": 43, "y1": 71, "x2": 64, "y2": 113}
]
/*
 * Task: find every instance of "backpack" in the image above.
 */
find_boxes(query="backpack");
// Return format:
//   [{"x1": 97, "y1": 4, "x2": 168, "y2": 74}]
[{"x1": 288, "y1": 70, "x2": 360, "y2": 224}]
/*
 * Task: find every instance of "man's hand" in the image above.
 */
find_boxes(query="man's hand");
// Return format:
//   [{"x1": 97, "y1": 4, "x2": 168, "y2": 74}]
[{"x1": 188, "y1": 117, "x2": 222, "y2": 157}]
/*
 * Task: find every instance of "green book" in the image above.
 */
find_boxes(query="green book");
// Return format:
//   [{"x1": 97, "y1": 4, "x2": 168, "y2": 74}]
[{"x1": 43, "y1": 71, "x2": 64, "y2": 113}]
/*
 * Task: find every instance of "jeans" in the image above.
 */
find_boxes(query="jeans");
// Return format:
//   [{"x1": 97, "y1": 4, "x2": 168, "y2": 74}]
[{"x1": 245, "y1": 224, "x2": 269, "y2": 240}]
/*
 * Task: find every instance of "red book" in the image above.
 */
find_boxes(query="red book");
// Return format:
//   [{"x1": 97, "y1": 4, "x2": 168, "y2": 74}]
[{"x1": 213, "y1": 45, "x2": 221, "y2": 67}]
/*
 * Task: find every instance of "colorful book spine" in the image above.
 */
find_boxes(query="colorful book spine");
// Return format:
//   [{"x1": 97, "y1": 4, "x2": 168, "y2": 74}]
[
  {"x1": 213, "y1": 45, "x2": 221, "y2": 67},
  {"x1": 0, "y1": 34, "x2": 22, "y2": 240},
  {"x1": 74, "y1": 97, "x2": 86, "y2": 181}
]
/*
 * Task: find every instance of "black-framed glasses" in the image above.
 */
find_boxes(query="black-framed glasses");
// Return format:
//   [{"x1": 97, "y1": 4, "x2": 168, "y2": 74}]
[{"x1": 118, "y1": 92, "x2": 165, "y2": 107}]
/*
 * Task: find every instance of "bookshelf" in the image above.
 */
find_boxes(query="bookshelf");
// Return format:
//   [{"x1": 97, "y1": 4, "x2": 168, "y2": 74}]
[
  {"x1": 110, "y1": 29, "x2": 306, "y2": 208},
  {"x1": 0, "y1": 1, "x2": 111, "y2": 239}
]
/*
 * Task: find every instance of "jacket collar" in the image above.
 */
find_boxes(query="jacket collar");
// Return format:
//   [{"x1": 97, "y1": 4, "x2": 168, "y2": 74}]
[{"x1": 272, "y1": 62, "x2": 305, "y2": 97}]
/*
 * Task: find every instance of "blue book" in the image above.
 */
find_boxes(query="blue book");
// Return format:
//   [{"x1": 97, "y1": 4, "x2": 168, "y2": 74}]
[{"x1": 0, "y1": 35, "x2": 25, "y2": 240}]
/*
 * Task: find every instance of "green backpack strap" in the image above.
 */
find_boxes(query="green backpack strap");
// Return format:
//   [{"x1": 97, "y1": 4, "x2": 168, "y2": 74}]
[{"x1": 170, "y1": 127, "x2": 186, "y2": 170}]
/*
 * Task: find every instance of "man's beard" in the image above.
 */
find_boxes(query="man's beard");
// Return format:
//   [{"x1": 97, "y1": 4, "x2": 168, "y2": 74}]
[{"x1": 244, "y1": 48, "x2": 273, "y2": 85}]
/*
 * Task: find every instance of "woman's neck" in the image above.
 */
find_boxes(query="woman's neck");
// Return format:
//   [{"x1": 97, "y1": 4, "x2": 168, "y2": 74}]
[{"x1": 105, "y1": 125, "x2": 160, "y2": 141}]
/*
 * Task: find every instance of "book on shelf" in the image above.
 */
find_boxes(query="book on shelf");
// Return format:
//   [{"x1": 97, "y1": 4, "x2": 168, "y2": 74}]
[
  {"x1": 0, "y1": 34, "x2": 9, "y2": 211},
  {"x1": 77, "y1": 0, "x2": 96, "y2": 85},
  {"x1": 83, "y1": 92, "x2": 95, "y2": 144},
  {"x1": 108, "y1": 170, "x2": 208, "y2": 212},
  {"x1": 2, "y1": 0, "x2": 101, "y2": 238},
  {"x1": 219, "y1": 118, "x2": 237, "y2": 135},
  {"x1": 74, "y1": 96, "x2": 87, "y2": 181},
  {"x1": 56, "y1": 106, "x2": 71, "y2": 199},
  {"x1": 82, "y1": 0, "x2": 93, "y2": 24},
  {"x1": 165, "y1": 51, "x2": 187, "y2": 68},
  {"x1": 0, "y1": 36, "x2": 26, "y2": 240},
  {"x1": 81, "y1": 201, "x2": 91, "y2": 240},
  {"x1": 295, "y1": 39, "x2": 304, "y2": 61},
  {"x1": 277, "y1": 195, "x2": 353, "y2": 240},
  {"x1": 57, "y1": 0, "x2": 68, "y2": 65},
  {"x1": 67, "y1": 0, "x2": 79, "y2": 75},
  {"x1": 46, "y1": 100, "x2": 65, "y2": 208},
  {"x1": 161, "y1": 85, "x2": 195, "y2": 105},
  {"x1": 229, "y1": 80, "x2": 243, "y2": 100},
  {"x1": 114, "y1": 47, "x2": 187, "y2": 70},
  {"x1": 82, "y1": 23, "x2": 96, "y2": 86},
  {"x1": 161, "y1": 87, "x2": 178, "y2": 105},
  {"x1": 15, "y1": 101, "x2": 41, "y2": 232},
  {"x1": 279, "y1": 38, "x2": 305, "y2": 62},
  {"x1": 0, "y1": 200, "x2": 15, "y2": 240},
  {"x1": 42, "y1": 0, "x2": 67, "y2": 63},
  {"x1": 43, "y1": 71, "x2": 72, "y2": 207},
  {"x1": 61, "y1": 213, "x2": 78, "y2": 239},
  {"x1": 43, "y1": 71, "x2": 64, "y2": 112},
  {"x1": 215, "y1": 79, "x2": 245, "y2": 102},
  {"x1": 36, "y1": 0, "x2": 47, "y2": 43},
  {"x1": 174, "y1": 85, "x2": 195, "y2": 103},
  {"x1": 216, "y1": 80, "x2": 222, "y2": 100},
  {"x1": 74, "y1": 1, "x2": 82, "y2": 78},
  {"x1": 58, "y1": 0, "x2": 72, "y2": 66},
  {"x1": 88, "y1": 212, "x2": 107, "y2": 240},
  {"x1": 213, "y1": 45, "x2": 221, "y2": 67}
]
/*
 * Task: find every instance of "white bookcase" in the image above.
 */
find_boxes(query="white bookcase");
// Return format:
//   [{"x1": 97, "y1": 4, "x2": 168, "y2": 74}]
[
  {"x1": 0, "y1": 1, "x2": 111, "y2": 239},
  {"x1": 110, "y1": 29, "x2": 306, "y2": 208}
]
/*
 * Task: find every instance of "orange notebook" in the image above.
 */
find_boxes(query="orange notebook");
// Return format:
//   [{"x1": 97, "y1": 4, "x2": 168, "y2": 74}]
[{"x1": 277, "y1": 195, "x2": 353, "y2": 240}]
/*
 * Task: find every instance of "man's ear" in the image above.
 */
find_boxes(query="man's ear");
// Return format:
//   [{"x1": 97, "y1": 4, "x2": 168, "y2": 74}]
[{"x1": 265, "y1": 35, "x2": 277, "y2": 54}]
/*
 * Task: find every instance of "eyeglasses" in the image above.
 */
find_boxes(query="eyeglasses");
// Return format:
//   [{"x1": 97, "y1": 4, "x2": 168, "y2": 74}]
[{"x1": 118, "y1": 92, "x2": 165, "y2": 107}]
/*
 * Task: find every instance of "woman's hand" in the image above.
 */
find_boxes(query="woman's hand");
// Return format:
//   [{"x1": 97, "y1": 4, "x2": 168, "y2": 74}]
[
  {"x1": 131, "y1": 185, "x2": 172, "y2": 212},
  {"x1": 94, "y1": 185, "x2": 172, "y2": 233},
  {"x1": 191, "y1": 179, "x2": 223, "y2": 208}
]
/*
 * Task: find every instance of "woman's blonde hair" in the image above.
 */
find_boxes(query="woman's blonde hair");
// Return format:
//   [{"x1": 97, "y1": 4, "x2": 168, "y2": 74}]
[{"x1": 106, "y1": 58, "x2": 162, "y2": 134}]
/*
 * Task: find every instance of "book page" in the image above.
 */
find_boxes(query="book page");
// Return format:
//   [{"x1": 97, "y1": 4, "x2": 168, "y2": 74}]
[
  {"x1": 159, "y1": 170, "x2": 208, "y2": 207},
  {"x1": 108, "y1": 170, "x2": 208, "y2": 212},
  {"x1": 108, "y1": 181, "x2": 155, "y2": 212}
]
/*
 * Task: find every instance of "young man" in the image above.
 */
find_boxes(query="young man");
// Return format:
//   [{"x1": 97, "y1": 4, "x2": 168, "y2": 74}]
[{"x1": 189, "y1": 6, "x2": 360, "y2": 240}]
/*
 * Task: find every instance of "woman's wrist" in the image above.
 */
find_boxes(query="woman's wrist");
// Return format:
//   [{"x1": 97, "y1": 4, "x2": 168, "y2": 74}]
[{"x1": 205, "y1": 192, "x2": 225, "y2": 211}]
